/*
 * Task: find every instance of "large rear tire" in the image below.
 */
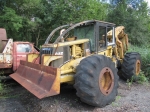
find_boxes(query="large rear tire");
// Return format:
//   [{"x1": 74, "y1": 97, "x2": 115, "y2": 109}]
[
  {"x1": 120, "y1": 52, "x2": 141, "y2": 80},
  {"x1": 74, "y1": 55, "x2": 119, "y2": 107}
]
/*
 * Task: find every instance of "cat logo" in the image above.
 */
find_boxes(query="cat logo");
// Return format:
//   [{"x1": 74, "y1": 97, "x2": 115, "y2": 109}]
[{"x1": 55, "y1": 52, "x2": 63, "y2": 55}]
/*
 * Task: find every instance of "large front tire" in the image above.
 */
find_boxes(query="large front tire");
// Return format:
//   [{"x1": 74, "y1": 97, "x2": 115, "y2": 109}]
[
  {"x1": 74, "y1": 55, "x2": 119, "y2": 107},
  {"x1": 120, "y1": 52, "x2": 141, "y2": 80}
]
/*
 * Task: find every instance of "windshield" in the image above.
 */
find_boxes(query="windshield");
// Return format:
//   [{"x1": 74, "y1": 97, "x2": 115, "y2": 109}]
[
  {"x1": 17, "y1": 44, "x2": 32, "y2": 53},
  {"x1": 74, "y1": 24, "x2": 95, "y2": 51}
]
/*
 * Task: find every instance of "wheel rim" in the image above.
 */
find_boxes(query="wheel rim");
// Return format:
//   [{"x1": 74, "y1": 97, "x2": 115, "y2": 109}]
[
  {"x1": 135, "y1": 60, "x2": 141, "y2": 75},
  {"x1": 99, "y1": 67, "x2": 114, "y2": 96}
]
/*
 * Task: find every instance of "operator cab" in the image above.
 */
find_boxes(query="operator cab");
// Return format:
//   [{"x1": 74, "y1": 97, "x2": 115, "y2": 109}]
[
  {"x1": 42, "y1": 20, "x2": 116, "y2": 57},
  {"x1": 54, "y1": 20, "x2": 116, "y2": 53}
]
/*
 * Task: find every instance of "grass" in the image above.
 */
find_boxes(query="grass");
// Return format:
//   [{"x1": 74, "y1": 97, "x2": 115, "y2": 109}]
[
  {"x1": 111, "y1": 102, "x2": 119, "y2": 107},
  {"x1": 126, "y1": 78, "x2": 133, "y2": 89},
  {"x1": 116, "y1": 95, "x2": 121, "y2": 101},
  {"x1": 0, "y1": 82, "x2": 8, "y2": 96},
  {"x1": 0, "y1": 82, "x2": 20, "y2": 98},
  {"x1": 126, "y1": 71, "x2": 149, "y2": 88},
  {"x1": 111, "y1": 96, "x2": 121, "y2": 107},
  {"x1": 0, "y1": 94, "x2": 21, "y2": 99},
  {"x1": 137, "y1": 71, "x2": 149, "y2": 84}
]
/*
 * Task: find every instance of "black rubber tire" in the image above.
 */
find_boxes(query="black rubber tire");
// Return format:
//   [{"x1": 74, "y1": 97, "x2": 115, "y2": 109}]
[
  {"x1": 74, "y1": 55, "x2": 119, "y2": 107},
  {"x1": 120, "y1": 52, "x2": 141, "y2": 80}
]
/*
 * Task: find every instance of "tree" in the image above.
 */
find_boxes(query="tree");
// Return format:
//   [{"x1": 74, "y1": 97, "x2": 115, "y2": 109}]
[
  {"x1": 107, "y1": 0, "x2": 150, "y2": 45},
  {"x1": 0, "y1": 0, "x2": 109, "y2": 46},
  {"x1": 0, "y1": 7, "x2": 23, "y2": 40},
  {"x1": 0, "y1": 0, "x2": 43, "y2": 43},
  {"x1": 32, "y1": 0, "x2": 109, "y2": 46}
]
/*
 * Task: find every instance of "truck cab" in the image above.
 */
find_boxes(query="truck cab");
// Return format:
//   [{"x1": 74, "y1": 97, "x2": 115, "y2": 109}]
[
  {"x1": 13, "y1": 41, "x2": 39, "y2": 71},
  {"x1": 0, "y1": 28, "x2": 39, "y2": 78}
]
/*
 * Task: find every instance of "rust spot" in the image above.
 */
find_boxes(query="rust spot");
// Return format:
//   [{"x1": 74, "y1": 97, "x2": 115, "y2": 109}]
[
  {"x1": 0, "y1": 63, "x2": 12, "y2": 68},
  {"x1": 99, "y1": 67, "x2": 114, "y2": 96},
  {"x1": 136, "y1": 60, "x2": 141, "y2": 75}
]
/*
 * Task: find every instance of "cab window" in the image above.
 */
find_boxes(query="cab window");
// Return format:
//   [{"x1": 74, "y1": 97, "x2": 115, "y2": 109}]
[
  {"x1": 74, "y1": 24, "x2": 95, "y2": 52},
  {"x1": 99, "y1": 26, "x2": 106, "y2": 48},
  {"x1": 17, "y1": 44, "x2": 32, "y2": 53}
]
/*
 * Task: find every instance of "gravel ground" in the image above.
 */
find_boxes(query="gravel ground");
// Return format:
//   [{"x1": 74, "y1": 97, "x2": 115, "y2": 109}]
[{"x1": 0, "y1": 79, "x2": 150, "y2": 112}]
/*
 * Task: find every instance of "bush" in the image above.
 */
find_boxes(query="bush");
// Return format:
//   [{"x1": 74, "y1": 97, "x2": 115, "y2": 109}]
[
  {"x1": 128, "y1": 45, "x2": 150, "y2": 79},
  {"x1": 0, "y1": 83, "x2": 2, "y2": 91}
]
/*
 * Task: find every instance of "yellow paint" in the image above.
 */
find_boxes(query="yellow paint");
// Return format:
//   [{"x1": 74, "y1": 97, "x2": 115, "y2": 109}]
[
  {"x1": 60, "y1": 57, "x2": 84, "y2": 75},
  {"x1": 27, "y1": 26, "x2": 128, "y2": 84},
  {"x1": 108, "y1": 26, "x2": 128, "y2": 59},
  {"x1": 98, "y1": 46, "x2": 113, "y2": 58},
  {"x1": 60, "y1": 74, "x2": 74, "y2": 83},
  {"x1": 71, "y1": 44, "x2": 82, "y2": 58},
  {"x1": 61, "y1": 69, "x2": 73, "y2": 74},
  {"x1": 27, "y1": 53, "x2": 39, "y2": 62},
  {"x1": 42, "y1": 55, "x2": 62, "y2": 66},
  {"x1": 49, "y1": 68, "x2": 61, "y2": 95},
  {"x1": 43, "y1": 39, "x2": 89, "y2": 47}
]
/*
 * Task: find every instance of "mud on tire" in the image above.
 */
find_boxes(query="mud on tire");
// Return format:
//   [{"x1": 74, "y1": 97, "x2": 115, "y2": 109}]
[
  {"x1": 120, "y1": 52, "x2": 141, "y2": 80},
  {"x1": 74, "y1": 55, "x2": 119, "y2": 107}
]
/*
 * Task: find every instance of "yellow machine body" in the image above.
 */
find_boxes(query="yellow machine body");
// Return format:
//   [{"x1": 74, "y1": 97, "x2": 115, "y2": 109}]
[{"x1": 10, "y1": 20, "x2": 128, "y2": 99}]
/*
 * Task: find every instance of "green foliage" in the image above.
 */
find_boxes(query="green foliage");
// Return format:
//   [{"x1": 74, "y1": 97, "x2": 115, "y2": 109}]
[
  {"x1": 0, "y1": 7, "x2": 23, "y2": 39},
  {"x1": 111, "y1": 95, "x2": 121, "y2": 107},
  {"x1": 0, "y1": 82, "x2": 8, "y2": 96},
  {"x1": 0, "y1": 0, "x2": 43, "y2": 43},
  {"x1": 41, "y1": 0, "x2": 109, "y2": 45},
  {"x1": 126, "y1": 77, "x2": 133, "y2": 89},
  {"x1": 107, "y1": 0, "x2": 128, "y2": 26},
  {"x1": 0, "y1": 0, "x2": 150, "y2": 47},
  {"x1": 111, "y1": 102, "x2": 119, "y2": 106},
  {"x1": 128, "y1": 45, "x2": 150, "y2": 80},
  {"x1": 126, "y1": 2, "x2": 150, "y2": 45},
  {"x1": 0, "y1": 82, "x2": 20, "y2": 98},
  {"x1": 137, "y1": 71, "x2": 148, "y2": 84},
  {"x1": 0, "y1": 0, "x2": 110, "y2": 46},
  {"x1": 43, "y1": 0, "x2": 108, "y2": 27},
  {"x1": 0, "y1": 83, "x2": 3, "y2": 91},
  {"x1": 126, "y1": 71, "x2": 148, "y2": 88},
  {"x1": 107, "y1": 0, "x2": 150, "y2": 46},
  {"x1": 116, "y1": 95, "x2": 121, "y2": 101}
]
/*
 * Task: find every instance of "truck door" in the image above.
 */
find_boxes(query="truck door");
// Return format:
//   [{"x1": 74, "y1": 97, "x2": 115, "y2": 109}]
[{"x1": 13, "y1": 43, "x2": 32, "y2": 71}]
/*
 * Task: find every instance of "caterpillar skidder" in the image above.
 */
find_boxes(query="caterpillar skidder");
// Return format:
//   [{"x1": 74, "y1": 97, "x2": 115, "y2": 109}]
[{"x1": 10, "y1": 20, "x2": 141, "y2": 107}]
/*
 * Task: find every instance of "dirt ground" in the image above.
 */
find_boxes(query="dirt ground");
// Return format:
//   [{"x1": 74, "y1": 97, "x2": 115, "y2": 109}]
[{"x1": 0, "y1": 79, "x2": 150, "y2": 112}]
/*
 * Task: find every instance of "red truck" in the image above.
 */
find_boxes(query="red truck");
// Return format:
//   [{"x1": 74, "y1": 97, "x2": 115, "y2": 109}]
[{"x1": 0, "y1": 28, "x2": 39, "y2": 80}]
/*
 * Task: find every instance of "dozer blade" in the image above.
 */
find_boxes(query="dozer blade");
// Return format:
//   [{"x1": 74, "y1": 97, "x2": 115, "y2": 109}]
[{"x1": 10, "y1": 60, "x2": 60, "y2": 99}]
